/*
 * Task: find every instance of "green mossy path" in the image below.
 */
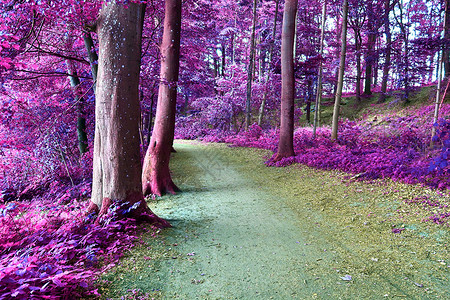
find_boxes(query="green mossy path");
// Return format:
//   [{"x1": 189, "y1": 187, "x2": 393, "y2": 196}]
[{"x1": 100, "y1": 141, "x2": 449, "y2": 299}]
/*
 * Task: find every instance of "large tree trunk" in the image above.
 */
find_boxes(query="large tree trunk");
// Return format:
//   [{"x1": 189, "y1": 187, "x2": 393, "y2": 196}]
[
  {"x1": 89, "y1": 1, "x2": 168, "y2": 227},
  {"x1": 245, "y1": 0, "x2": 258, "y2": 130},
  {"x1": 273, "y1": 0, "x2": 297, "y2": 161},
  {"x1": 331, "y1": 0, "x2": 348, "y2": 140},
  {"x1": 142, "y1": 0, "x2": 182, "y2": 197}
]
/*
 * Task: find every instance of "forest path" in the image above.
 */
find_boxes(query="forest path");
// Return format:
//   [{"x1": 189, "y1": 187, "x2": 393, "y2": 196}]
[{"x1": 102, "y1": 141, "x2": 449, "y2": 299}]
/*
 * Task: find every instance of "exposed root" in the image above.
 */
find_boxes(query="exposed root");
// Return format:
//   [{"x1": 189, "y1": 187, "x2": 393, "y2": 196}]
[
  {"x1": 86, "y1": 192, "x2": 171, "y2": 228},
  {"x1": 143, "y1": 179, "x2": 180, "y2": 197}
]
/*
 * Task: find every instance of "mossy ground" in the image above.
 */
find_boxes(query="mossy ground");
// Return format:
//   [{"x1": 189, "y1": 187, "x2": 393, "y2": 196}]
[
  {"x1": 99, "y1": 141, "x2": 449, "y2": 299},
  {"x1": 299, "y1": 86, "x2": 437, "y2": 126}
]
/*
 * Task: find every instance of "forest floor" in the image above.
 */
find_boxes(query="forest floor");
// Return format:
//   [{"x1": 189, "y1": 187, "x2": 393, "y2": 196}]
[{"x1": 99, "y1": 141, "x2": 449, "y2": 299}]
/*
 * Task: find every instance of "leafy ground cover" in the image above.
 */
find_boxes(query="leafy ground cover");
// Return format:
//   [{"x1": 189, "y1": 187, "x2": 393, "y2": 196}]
[{"x1": 0, "y1": 181, "x2": 160, "y2": 299}]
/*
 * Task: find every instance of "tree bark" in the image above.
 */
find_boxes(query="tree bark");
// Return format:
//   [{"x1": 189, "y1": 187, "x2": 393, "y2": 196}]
[
  {"x1": 142, "y1": 0, "x2": 182, "y2": 197},
  {"x1": 331, "y1": 0, "x2": 348, "y2": 141},
  {"x1": 245, "y1": 0, "x2": 258, "y2": 130},
  {"x1": 258, "y1": 0, "x2": 279, "y2": 126},
  {"x1": 378, "y1": 0, "x2": 391, "y2": 103},
  {"x1": 274, "y1": 0, "x2": 297, "y2": 161},
  {"x1": 90, "y1": 1, "x2": 168, "y2": 227},
  {"x1": 146, "y1": 92, "x2": 155, "y2": 146}
]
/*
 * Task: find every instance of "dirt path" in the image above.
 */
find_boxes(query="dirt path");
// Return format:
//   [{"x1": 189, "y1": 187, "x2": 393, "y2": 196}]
[{"x1": 101, "y1": 141, "x2": 449, "y2": 299}]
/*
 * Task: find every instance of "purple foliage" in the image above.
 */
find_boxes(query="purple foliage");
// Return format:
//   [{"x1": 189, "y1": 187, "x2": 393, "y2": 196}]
[{"x1": 0, "y1": 188, "x2": 156, "y2": 299}]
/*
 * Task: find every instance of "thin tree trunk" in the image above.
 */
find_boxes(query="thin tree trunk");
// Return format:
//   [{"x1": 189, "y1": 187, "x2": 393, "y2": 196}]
[
  {"x1": 213, "y1": 57, "x2": 218, "y2": 78},
  {"x1": 331, "y1": 0, "x2": 348, "y2": 141},
  {"x1": 355, "y1": 31, "x2": 362, "y2": 102},
  {"x1": 274, "y1": 0, "x2": 298, "y2": 161},
  {"x1": 142, "y1": 0, "x2": 182, "y2": 196},
  {"x1": 432, "y1": 3, "x2": 449, "y2": 144},
  {"x1": 333, "y1": 9, "x2": 342, "y2": 96},
  {"x1": 313, "y1": 0, "x2": 327, "y2": 138},
  {"x1": 66, "y1": 59, "x2": 88, "y2": 155},
  {"x1": 83, "y1": 31, "x2": 98, "y2": 90},
  {"x1": 258, "y1": 0, "x2": 279, "y2": 125},
  {"x1": 378, "y1": 0, "x2": 391, "y2": 103},
  {"x1": 89, "y1": 1, "x2": 168, "y2": 227},
  {"x1": 305, "y1": 78, "x2": 312, "y2": 123},
  {"x1": 221, "y1": 43, "x2": 226, "y2": 77},
  {"x1": 432, "y1": 51, "x2": 443, "y2": 144},
  {"x1": 397, "y1": 0, "x2": 410, "y2": 102},
  {"x1": 245, "y1": 0, "x2": 258, "y2": 130},
  {"x1": 443, "y1": 0, "x2": 450, "y2": 77}
]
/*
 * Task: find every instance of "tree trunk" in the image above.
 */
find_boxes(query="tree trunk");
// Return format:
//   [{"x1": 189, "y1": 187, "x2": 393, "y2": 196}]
[
  {"x1": 245, "y1": 0, "x2": 258, "y2": 130},
  {"x1": 378, "y1": 0, "x2": 391, "y2": 103},
  {"x1": 313, "y1": 0, "x2": 327, "y2": 138},
  {"x1": 432, "y1": 1, "x2": 449, "y2": 143},
  {"x1": 221, "y1": 43, "x2": 226, "y2": 77},
  {"x1": 66, "y1": 59, "x2": 88, "y2": 155},
  {"x1": 146, "y1": 92, "x2": 155, "y2": 146},
  {"x1": 83, "y1": 31, "x2": 98, "y2": 89},
  {"x1": 444, "y1": 0, "x2": 450, "y2": 77},
  {"x1": 331, "y1": 0, "x2": 348, "y2": 141},
  {"x1": 432, "y1": 49, "x2": 443, "y2": 144},
  {"x1": 355, "y1": 30, "x2": 362, "y2": 102},
  {"x1": 274, "y1": 0, "x2": 297, "y2": 161},
  {"x1": 305, "y1": 78, "x2": 312, "y2": 123},
  {"x1": 397, "y1": 0, "x2": 410, "y2": 102},
  {"x1": 142, "y1": 0, "x2": 182, "y2": 197},
  {"x1": 89, "y1": 1, "x2": 168, "y2": 227},
  {"x1": 258, "y1": 0, "x2": 279, "y2": 126},
  {"x1": 364, "y1": 2, "x2": 376, "y2": 95},
  {"x1": 364, "y1": 35, "x2": 375, "y2": 95}
]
